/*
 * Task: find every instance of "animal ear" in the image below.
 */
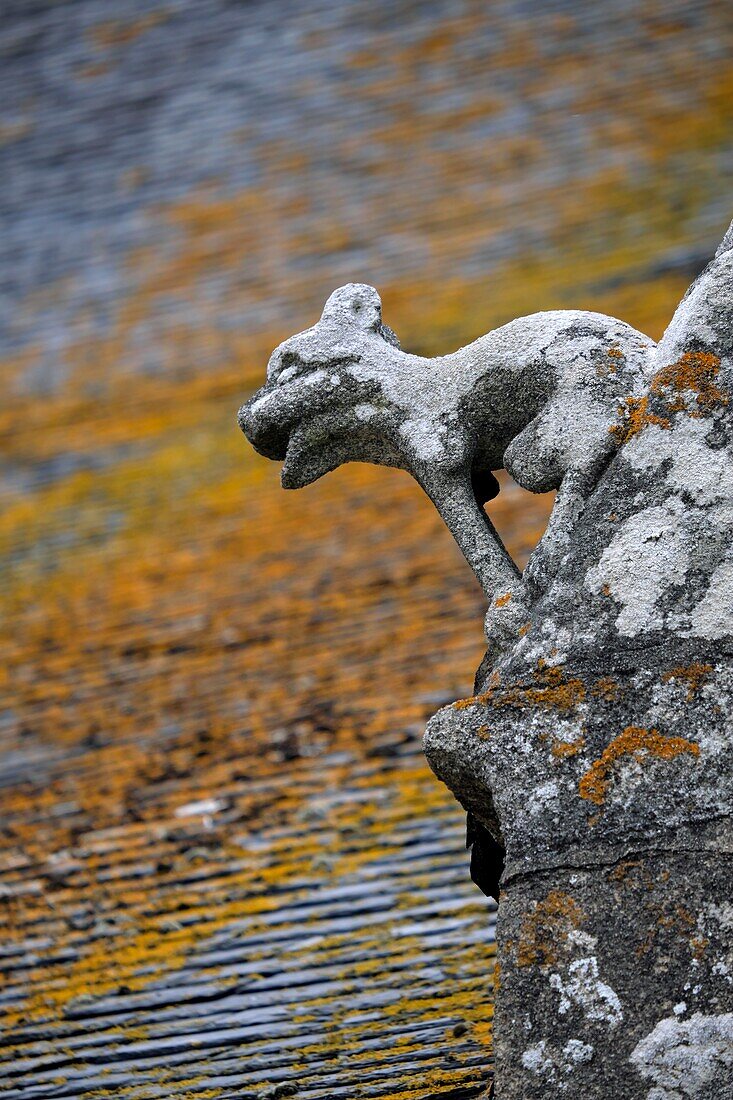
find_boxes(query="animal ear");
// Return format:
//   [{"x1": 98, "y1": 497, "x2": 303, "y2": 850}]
[{"x1": 321, "y1": 284, "x2": 383, "y2": 328}]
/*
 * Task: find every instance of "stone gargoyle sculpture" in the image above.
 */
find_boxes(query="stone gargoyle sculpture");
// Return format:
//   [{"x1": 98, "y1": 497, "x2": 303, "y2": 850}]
[
  {"x1": 238, "y1": 281, "x2": 654, "y2": 656},
  {"x1": 240, "y1": 219, "x2": 733, "y2": 1098}
]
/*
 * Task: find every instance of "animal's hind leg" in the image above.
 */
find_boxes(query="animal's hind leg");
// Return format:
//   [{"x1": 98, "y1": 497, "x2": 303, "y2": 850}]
[
  {"x1": 502, "y1": 416, "x2": 563, "y2": 495},
  {"x1": 523, "y1": 449, "x2": 615, "y2": 597}
]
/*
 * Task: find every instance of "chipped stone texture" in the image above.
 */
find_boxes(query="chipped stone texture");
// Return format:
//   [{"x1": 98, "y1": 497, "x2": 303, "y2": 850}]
[{"x1": 421, "y1": 219, "x2": 733, "y2": 1095}]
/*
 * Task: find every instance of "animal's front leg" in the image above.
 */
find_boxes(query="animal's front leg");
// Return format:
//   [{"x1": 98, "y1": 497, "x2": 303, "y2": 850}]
[
  {"x1": 416, "y1": 468, "x2": 529, "y2": 656},
  {"x1": 418, "y1": 467, "x2": 519, "y2": 598}
]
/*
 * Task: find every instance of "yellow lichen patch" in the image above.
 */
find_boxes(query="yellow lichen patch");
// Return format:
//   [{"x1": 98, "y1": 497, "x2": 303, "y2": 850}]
[
  {"x1": 516, "y1": 890, "x2": 585, "y2": 969},
  {"x1": 493, "y1": 592, "x2": 512, "y2": 608},
  {"x1": 610, "y1": 394, "x2": 672, "y2": 445},
  {"x1": 454, "y1": 665, "x2": 585, "y2": 715},
  {"x1": 550, "y1": 734, "x2": 586, "y2": 759},
  {"x1": 662, "y1": 660, "x2": 713, "y2": 701},
  {"x1": 651, "y1": 351, "x2": 728, "y2": 413},
  {"x1": 579, "y1": 727, "x2": 701, "y2": 806},
  {"x1": 612, "y1": 351, "x2": 729, "y2": 446},
  {"x1": 497, "y1": 665, "x2": 586, "y2": 714},
  {"x1": 453, "y1": 695, "x2": 482, "y2": 711}
]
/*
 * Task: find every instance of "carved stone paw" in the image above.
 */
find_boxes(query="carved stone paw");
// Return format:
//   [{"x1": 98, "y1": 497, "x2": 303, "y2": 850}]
[{"x1": 483, "y1": 586, "x2": 531, "y2": 656}]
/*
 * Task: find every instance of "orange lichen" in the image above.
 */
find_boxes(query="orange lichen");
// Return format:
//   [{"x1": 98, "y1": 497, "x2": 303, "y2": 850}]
[
  {"x1": 494, "y1": 592, "x2": 512, "y2": 608},
  {"x1": 651, "y1": 350, "x2": 728, "y2": 412},
  {"x1": 608, "y1": 859, "x2": 642, "y2": 883},
  {"x1": 591, "y1": 676, "x2": 619, "y2": 701},
  {"x1": 662, "y1": 660, "x2": 713, "y2": 701},
  {"x1": 454, "y1": 695, "x2": 483, "y2": 711},
  {"x1": 579, "y1": 727, "x2": 700, "y2": 805},
  {"x1": 550, "y1": 734, "x2": 586, "y2": 759},
  {"x1": 612, "y1": 351, "x2": 729, "y2": 446},
  {"x1": 690, "y1": 935, "x2": 710, "y2": 960},
  {"x1": 454, "y1": 665, "x2": 585, "y2": 714},
  {"x1": 637, "y1": 903, "x2": 702, "y2": 959},
  {"x1": 597, "y1": 346, "x2": 623, "y2": 377},
  {"x1": 610, "y1": 394, "x2": 672, "y2": 445},
  {"x1": 0, "y1": 377, "x2": 526, "y2": 1070},
  {"x1": 500, "y1": 665, "x2": 586, "y2": 713},
  {"x1": 516, "y1": 890, "x2": 585, "y2": 969}
]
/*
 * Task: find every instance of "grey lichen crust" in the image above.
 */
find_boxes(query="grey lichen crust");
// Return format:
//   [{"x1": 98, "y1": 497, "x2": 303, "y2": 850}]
[{"x1": 240, "y1": 220, "x2": 733, "y2": 1096}]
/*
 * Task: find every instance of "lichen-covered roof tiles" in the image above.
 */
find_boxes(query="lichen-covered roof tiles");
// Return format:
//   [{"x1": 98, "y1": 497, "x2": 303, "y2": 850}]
[{"x1": 0, "y1": 370, "x2": 555, "y2": 1096}]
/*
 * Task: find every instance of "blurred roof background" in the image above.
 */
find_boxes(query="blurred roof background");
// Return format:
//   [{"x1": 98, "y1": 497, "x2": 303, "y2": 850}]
[{"x1": 1, "y1": 2, "x2": 731, "y2": 1097}]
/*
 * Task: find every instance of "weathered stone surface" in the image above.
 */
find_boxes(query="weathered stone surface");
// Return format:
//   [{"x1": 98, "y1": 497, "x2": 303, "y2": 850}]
[
  {"x1": 240, "y1": 221, "x2": 733, "y2": 1095},
  {"x1": 495, "y1": 853, "x2": 733, "y2": 1098},
  {"x1": 423, "y1": 225, "x2": 733, "y2": 1094},
  {"x1": 424, "y1": 225, "x2": 733, "y2": 859}
]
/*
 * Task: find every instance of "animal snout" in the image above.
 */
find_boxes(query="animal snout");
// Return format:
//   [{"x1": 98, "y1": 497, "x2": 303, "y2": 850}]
[{"x1": 237, "y1": 388, "x2": 289, "y2": 462}]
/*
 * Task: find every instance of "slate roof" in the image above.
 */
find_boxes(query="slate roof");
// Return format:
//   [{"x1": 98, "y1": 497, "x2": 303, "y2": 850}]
[{"x1": 0, "y1": 431, "x2": 553, "y2": 1097}]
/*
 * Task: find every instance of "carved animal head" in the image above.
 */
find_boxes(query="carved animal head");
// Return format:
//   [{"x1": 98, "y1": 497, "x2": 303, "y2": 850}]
[{"x1": 239, "y1": 284, "x2": 416, "y2": 489}]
